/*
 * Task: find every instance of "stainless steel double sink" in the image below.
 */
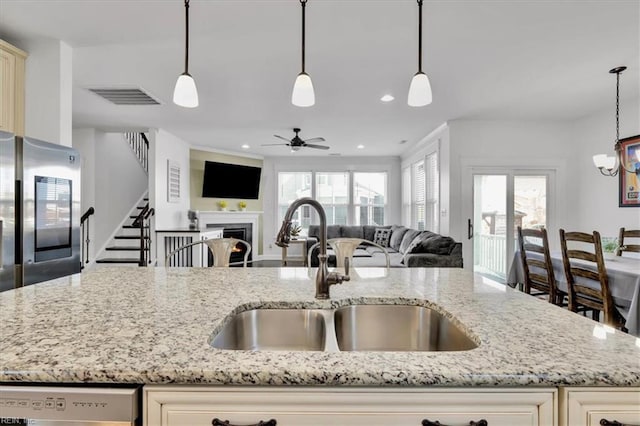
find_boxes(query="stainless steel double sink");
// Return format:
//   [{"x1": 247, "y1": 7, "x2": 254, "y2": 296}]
[{"x1": 210, "y1": 304, "x2": 478, "y2": 352}]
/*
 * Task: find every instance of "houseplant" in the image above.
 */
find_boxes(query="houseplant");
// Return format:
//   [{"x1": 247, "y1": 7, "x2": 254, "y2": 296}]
[
  {"x1": 218, "y1": 200, "x2": 228, "y2": 211},
  {"x1": 289, "y1": 225, "x2": 302, "y2": 240},
  {"x1": 238, "y1": 201, "x2": 247, "y2": 211}
]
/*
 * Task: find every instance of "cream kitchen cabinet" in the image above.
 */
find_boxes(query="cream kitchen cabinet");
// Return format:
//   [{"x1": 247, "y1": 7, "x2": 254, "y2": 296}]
[
  {"x1": 0, "y1": 39, "x2": 26, "y2": 136},
  {"x1": 144, "y1": 387, "x2": 557, "y2": 426},
  {"x1": 560, "y1": 387, "x2": 640, "y2": 426}
]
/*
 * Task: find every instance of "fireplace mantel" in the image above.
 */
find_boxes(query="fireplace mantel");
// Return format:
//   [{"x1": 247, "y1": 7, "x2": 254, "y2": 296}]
[{"x1": 197, "y1": 211, "x2": 262, "y2": 257}]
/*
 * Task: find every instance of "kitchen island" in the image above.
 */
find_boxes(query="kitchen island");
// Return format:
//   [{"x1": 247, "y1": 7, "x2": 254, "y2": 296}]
[{"x1": 1, "y1": 266, "x2": 639, "y2": 424}]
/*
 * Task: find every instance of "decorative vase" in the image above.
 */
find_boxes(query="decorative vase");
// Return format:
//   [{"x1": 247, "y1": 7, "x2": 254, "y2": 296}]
[
  {"x1": 240, "y1": 207, "x2": 246, "y2": 212},
  {"x1": 220, "y1": 207, "x2": 227, "y2": 211}
]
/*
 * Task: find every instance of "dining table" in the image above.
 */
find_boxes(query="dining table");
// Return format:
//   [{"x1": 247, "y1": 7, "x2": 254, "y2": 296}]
[{"x1": 508, "y1": 251, "x2": 640, "y2": 337}]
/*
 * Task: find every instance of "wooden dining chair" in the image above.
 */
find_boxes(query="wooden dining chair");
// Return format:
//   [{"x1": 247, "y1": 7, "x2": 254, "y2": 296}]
[
  {"x1": 517, "y1": 227, "x2": 564, "y2": 305},
  {"x1": 559, "y1": 229, "x2": 626, "y2": 329},
  {"x1": 616, "y1": 227, "x2": 640, "y2": 257}
]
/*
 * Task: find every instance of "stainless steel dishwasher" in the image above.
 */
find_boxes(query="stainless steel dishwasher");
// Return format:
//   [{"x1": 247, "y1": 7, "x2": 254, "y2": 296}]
[{"x1": 0, "y1": 385, "x2": 140, "y2": 425}]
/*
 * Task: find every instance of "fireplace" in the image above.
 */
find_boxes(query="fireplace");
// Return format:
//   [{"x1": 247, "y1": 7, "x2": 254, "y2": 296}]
[{"x1": 207, "y1": 223, "x2": 252, "y2": 267}]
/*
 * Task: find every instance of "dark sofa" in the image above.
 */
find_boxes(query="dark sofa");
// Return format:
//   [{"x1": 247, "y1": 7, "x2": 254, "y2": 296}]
[{"x1": 306, "y1": 225, "x2": 463, "y2": 268}]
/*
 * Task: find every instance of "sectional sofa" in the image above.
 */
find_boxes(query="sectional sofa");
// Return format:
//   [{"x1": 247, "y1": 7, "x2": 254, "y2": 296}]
[{"x1": 306, "y1": 225, "x2": 463, "y2": 268}]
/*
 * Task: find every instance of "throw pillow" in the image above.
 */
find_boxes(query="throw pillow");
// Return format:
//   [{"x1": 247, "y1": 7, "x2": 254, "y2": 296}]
[
  {"x1": 389, "y1": 225, "x2": 409, "y2": 251},
  {"x1": 399, "y1": 229, "x2": 422, "y2": 254},
  {"x1": 373, "y1": 228, "x2": 392, "y2": 247},
  {"x1": 405, "y1": 232, "x2": 456, "y2": 255}
]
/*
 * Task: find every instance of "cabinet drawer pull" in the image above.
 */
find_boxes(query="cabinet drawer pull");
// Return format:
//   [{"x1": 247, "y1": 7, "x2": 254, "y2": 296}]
[
  {"x1": 600, "y1": 420, "x2": 639, "y2": 426},
  {"x1": 212, "y1": 419, "x2": 277, "y2": 426},
  {"x1": 422, "y1": 420, "x2": 488, "y2": 426}
]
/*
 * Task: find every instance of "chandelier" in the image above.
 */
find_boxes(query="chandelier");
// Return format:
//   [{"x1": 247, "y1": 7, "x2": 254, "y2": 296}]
[{"x1": 592, "y1": 66, "x2": 639, "y2": 176}]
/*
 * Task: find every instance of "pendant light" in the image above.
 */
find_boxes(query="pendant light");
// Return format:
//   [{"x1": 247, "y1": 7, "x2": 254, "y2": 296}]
[
  {"x1": 173, "y1": 0, "x2": 199, "y2": 108},
  {"x1": 593, "y1": 66, "x2": 639, "y2": 176},
  {"x1": 292, "y1": 0, "x2": 315, "y2": 107},
  {"x1": 407, "y1": 0, "x2": 432, "y2": 107}
]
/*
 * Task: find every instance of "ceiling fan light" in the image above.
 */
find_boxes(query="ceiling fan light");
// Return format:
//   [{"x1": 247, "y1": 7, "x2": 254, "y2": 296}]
[
  {"x1": 173, "y1": 73, "x2": 199, "y2": 108},
  {"x1": 292, "y1": 72, "x2": 315, "y2": 107},
  {"x1": 408, "y1": 72, "x2": 432, "y2": 107}
]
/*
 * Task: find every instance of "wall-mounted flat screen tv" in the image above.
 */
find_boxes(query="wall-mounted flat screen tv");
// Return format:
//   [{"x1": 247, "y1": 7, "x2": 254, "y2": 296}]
[{"x1": 202, "y1": 161, "x2": 262, "y2": 199}]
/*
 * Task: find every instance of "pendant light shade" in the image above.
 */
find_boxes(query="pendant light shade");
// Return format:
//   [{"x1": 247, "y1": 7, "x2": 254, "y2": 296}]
[
  {"x1": 174, "y1": 73, "x2": 199, "y2": 108},
  {"x1": 408, "y1": 0, "x2": 432, "y2": 107},
  {"x1": 292, "y1": 72, "x2": 315, "y2": 107},
  {"x1": 173, "y1": 0, "x2": 199, "y2": 108},
  {"x1": 292, "y1": 0, "x2": 315, "y2": 107},
  {"x1": 408, "y1": 72, "x2": 432, "y2": 107}
]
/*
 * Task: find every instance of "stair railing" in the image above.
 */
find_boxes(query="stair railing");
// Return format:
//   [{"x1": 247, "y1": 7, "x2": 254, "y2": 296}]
[
  {"x1": 123, "y1": 132, "x2": 149, "y2": 173},
  {"x1": 80, "y1": 207, "x2": 95, "y2": 270},
  {"x1": 134, "y1": 204, "x2": 155, "y2": 266}
]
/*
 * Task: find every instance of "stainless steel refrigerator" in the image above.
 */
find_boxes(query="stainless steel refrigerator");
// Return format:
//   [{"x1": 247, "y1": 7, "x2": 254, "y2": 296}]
[{"x1": 0, "y1": 130, "x2": 81, "y2": 291}]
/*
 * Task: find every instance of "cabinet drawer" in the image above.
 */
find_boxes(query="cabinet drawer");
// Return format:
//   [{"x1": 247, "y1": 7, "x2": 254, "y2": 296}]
[
  {"x1": 561, "y1": 387, "x2": 640, "y2": 426},
  {"x1": 145, "y1": 386, "x2": 557, "y2": 426},
  {"x1": 168, "y1": 410, "x2": 539, "y2": 426}
]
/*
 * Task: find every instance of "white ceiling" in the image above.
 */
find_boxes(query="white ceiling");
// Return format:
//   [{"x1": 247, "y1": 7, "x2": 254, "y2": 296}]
[{"x1": 1, "y1": 0, "x2": 638, "y2": 157}]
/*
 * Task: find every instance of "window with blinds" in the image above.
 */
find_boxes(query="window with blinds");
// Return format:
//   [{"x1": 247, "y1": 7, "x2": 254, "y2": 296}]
[
  {"x1": 402, "y1": 167, "x2": 411, "y2": 226},
  {"x1": 353, "y1": 172, "x2": 386, "y2": 226},
  {"x1": 425, "y1": 151, "x2": 439, "y2": 232},
  {"x1": 278, "y1": 172, "x2": 313, "y2": 231},
  {"x1": 412, "y1": 161, "x2": 425, "y2": 231},
  {"x1": 316, "y1": 172, "x2": 349, "y2": 225}
]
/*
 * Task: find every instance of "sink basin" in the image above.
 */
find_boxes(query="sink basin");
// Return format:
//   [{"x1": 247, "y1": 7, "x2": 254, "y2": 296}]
[
  {"x1": 211, "y1": 304, "x2": 478, "y2": 352},
  {"x1": 211, "y1": 309, "x2": 326, "y2": 351},
  {"x1": 334, "y1": 304, "x2": 478, "y2": 352}
]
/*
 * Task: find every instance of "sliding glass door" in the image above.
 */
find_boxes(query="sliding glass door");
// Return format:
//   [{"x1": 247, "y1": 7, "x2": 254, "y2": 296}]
[{"x1": 471, "y1": 171, "x2": 551, "y2": 282}]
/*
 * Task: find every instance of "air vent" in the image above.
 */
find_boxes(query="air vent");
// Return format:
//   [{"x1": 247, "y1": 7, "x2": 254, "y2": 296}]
[{"x1": 88, "y1": 88, "x2": 160, "y2": 105}]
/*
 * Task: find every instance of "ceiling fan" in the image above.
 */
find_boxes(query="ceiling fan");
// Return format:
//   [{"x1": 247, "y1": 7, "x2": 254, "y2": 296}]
[{"x1": 262, "y1": 128, "x2": 329, "y2": 151}]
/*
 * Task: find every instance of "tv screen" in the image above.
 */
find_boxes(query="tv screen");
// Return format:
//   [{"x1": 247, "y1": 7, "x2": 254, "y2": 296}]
[{"x1": 202, "y1": 161, "x2": 262, "y2": 199}]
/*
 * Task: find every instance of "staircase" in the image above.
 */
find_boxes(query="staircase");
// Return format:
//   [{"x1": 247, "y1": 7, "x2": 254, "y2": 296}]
[
  {"x1": 96, "y1": 197, "x2": 153, "y2": 266},
  {"x1": 94, "y1": 132, "x2": 153, "y2": 267}
]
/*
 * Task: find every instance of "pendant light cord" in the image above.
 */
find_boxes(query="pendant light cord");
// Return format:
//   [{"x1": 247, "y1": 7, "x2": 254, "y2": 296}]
[
  {"x1": 615, "y1": 70, "x2": 620, "y2": 143},
  {"x1": 301, "y1": 0, "x2": 307, "y2": 73},
  {"x1": 417, "y1": 0, "x2": 423, "y2": 73},
  {"x1": 184, "y1": 0, "x2": 190, "y2": 74}
]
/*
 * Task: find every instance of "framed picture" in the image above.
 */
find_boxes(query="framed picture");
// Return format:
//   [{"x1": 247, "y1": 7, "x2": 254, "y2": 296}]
[{"x1": 619, "y1": 135, "x2": 640, "y2": 207}]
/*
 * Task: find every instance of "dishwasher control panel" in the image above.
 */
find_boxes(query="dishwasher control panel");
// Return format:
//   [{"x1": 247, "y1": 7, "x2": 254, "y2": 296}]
[{"x1": 0, "y1": 385, "x2": 139, "y2": 423}]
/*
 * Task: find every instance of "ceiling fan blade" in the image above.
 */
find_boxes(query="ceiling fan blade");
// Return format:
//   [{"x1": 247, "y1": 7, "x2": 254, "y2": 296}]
[
  {"x1": 303, "y1": 137, "x2": 325, "y2": 143},
  {"x1": 304, "y1": 143, "x2": 330, "y2": 150},
  {"x1": 273, "y1": 135, "x2": 291, "y2": 142},
  {"x1": 261, "y1": 143, "x2": 290, "y2": 147}
]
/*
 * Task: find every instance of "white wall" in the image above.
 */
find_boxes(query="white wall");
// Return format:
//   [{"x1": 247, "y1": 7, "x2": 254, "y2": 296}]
[
  {"x1": 571, "y1": 97, "x2": 640, "y2": 236},
  {"x1": 72, "y1": 128, "x2": 96, "y2": 262},
  {"x1": 91, "y1": 132, "x2": 148, "y2": 254},
  {"x1": 19, "y1": 39, "x2": 72, "y2": 146},
  {"x1": 149, "y1": 129, "x2": 191, "y2": 230},
  {"x1": 261, "y1": 155, "x2": 401, "y2": 258}
]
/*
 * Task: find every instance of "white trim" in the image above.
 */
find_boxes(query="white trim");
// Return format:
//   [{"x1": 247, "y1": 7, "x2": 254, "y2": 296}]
[
  {"x1": 460, "y1": 157, "x2": 563, "y2": 273},
  {"x1": 191, "y1": 143, "x2": 265, "y2": 160}
]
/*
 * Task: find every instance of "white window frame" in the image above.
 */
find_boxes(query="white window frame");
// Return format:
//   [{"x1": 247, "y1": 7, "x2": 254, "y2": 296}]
[{"x1": 276, "y1": 169, "x2": 389, "y2": 228}]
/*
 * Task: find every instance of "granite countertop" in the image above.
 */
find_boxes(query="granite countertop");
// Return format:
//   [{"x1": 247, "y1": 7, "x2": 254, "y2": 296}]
[{"x1": 1, "y1": 266, "x2": 639, "y2": 387}]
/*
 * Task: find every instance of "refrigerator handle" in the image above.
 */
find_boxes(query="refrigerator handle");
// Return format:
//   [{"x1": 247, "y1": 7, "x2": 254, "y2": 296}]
[{"x1": 0, "y1": 219, "x2": 3, "y2": 270}]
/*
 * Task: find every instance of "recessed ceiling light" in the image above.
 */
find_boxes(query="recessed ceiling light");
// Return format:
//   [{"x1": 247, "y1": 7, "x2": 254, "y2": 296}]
[
  {"x1": 241, "y1": 144, "x2": 250, "y2": 149},
  {"x1": 380, "y1": 94, "x2": 395, "y2": 102},
  {"x1": 357, "y1": 144, "x2": 365, "y2": 149}
]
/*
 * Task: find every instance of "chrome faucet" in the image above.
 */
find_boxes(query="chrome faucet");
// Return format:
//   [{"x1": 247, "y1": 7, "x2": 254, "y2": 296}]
[{"x1": 275, "y1": 197, "x2": 350, "y2": 299}]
